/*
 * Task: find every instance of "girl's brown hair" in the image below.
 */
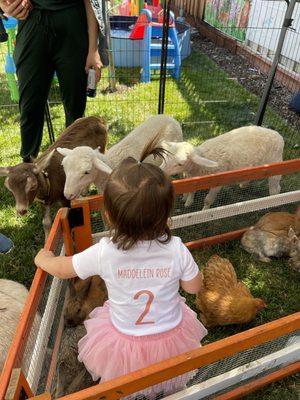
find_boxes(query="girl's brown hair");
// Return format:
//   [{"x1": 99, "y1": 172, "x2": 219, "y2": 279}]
[{"x1": 104, "y1": 136, "x2": 174, "y2": 250}]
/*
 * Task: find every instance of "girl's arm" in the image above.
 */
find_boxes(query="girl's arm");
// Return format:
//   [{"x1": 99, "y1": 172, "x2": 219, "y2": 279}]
[
  {"x1": 180, "y1": 272, "x2": 203, "y2": 294},
  {"x1": 34, "y1": 249, "x2": 77, "y2": 279},
  {"x1": 84, "y1": 0, "x2": 103, "y2": 82}
]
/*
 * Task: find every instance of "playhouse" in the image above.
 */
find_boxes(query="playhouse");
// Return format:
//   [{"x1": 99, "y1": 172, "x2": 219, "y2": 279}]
[
  {"x1": 119, "y1": 0, "x2": 163, "y2": 18},
  {"x1": 109, "y1": 10, "x2": 191, "y2": 81}
]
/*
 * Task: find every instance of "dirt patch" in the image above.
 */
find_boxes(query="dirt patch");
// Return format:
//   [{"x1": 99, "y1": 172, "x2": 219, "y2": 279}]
[{"x1": 192, "y1": 30, "x2": 300, "y2": 132}]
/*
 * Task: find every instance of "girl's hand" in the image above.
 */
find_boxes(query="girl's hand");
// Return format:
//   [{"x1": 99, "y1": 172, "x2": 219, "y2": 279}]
[
  {"x1": 34, "y1": 248, "x2": 54, "y2": 269},
  {"x1": 85, "y1": 50, "x2": 103, "y2": 83},
  {"x1": 34, "y1": 249, "x2": 76, "y2": 279}
]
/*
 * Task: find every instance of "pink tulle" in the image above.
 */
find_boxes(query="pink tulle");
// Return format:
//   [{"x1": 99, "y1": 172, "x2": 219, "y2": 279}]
[{"x1": 78, "y1": 301, "x2": 207, "y2": 399}]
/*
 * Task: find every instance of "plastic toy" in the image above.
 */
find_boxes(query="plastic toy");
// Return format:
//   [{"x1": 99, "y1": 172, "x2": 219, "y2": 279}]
[
  {"x1": 119, "y1": 0, "x2": 162, "y2": 17},
  {"x1": 129, "y1": 9, "x2": 181, "y2": 82},
  {"x1": 2, "y1": 17, "x2": 19, "y2": 102}
]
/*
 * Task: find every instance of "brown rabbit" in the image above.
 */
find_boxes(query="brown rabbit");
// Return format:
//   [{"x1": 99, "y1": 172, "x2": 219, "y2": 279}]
[
  {"x1": 64, "y1": 276, "x2": 108, "y2": 327},
  {"x1": 241, "y1": 210, "x2": 300, "y2": 262}
]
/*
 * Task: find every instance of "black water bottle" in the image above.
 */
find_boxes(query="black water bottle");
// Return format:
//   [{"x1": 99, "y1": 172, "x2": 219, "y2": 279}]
[{"x1": 87, "y1": 68, "x2": 97, "y2": 98}]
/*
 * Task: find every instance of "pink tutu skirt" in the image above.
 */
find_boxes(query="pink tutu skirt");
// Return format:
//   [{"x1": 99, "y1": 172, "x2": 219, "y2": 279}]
[{"x1": 78, "y1": 301, "x2": 207, "y2": 399}]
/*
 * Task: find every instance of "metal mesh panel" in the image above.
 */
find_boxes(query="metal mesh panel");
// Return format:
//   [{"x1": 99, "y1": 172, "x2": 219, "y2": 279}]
[
  {"x1": 192, "y1": 331, "x2": 299, "y2": 385},
  {"x1": 124, "y1": 332, "x2": 299, "y2": 400},
  {"x1": 0, "y1": 2, "x2": 299, "y2": 164},
  {"x1": 14, "y1": 224, "x2": 67, "y2": 395},
  {"x1": 89, "y1": 170, "x2": 300, "y2": 243}
]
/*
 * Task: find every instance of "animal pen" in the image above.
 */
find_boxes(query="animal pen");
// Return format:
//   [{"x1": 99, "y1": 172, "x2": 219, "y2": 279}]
[
  {"x1": 1, "y1": 165, "x2": 300, "y2": 400},
  {"x1": 0, "y1": 0, "x2": 300, "y2": 399}
]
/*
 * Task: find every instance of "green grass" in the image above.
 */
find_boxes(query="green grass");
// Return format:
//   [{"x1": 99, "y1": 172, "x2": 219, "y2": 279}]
[
  {"x1": 0, "y1": 47, "x2": 299, "y2": 397},
  {"x1": 244, "y1": 373, "x2": 300, "y2": 400}
]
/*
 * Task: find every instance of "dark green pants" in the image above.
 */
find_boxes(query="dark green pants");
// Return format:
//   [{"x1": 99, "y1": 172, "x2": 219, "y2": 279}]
[{"x1": 14, "y1": 4, "x2": 88, "y2": 159}]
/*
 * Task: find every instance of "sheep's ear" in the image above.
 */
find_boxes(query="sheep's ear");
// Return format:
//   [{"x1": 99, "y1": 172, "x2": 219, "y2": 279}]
[
  {"x1": 34, "y1": 150, "x2": 55, "y2": 173},
  {"x1": 56, "y1": 147, "x2": 72, "y2": 157},
  {"x1": 161, "y1": 140, "x2": 179, "y2": 154},
  {"x1": 190, "y1": 152, "x2": 218, "y2": 168},
  {"x1": 93, "y1": 157, "x2": 112, "y2": 175},
  {"x1": 0, "y1": 167, "x2": 10, "y2": 176}
]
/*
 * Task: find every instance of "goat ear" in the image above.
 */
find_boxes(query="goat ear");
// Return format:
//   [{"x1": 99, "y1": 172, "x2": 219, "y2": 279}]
[
  {"x1": 190, "y1": 152, "x2": 218, "y2": 168},
  {"x1": 0, "y1": 167, "x2": 10, "y2": 176},
  {"x1": 56, "y1": 147, "x2": 72, "y2": 157},
  {"x1": 34, "y1": 150, "x2": 55, "y2": 173},
  {"x1": 93, "y1": 157, "x2": 112, "y2": 175}
]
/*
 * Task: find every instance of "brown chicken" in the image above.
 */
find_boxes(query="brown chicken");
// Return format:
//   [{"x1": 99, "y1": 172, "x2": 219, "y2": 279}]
[{"x1": 195, "y1": 255, "x2": 266, "y2": 327}]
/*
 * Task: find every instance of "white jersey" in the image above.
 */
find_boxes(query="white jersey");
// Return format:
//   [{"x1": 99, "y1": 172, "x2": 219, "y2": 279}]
[{"x1": 72, "y1": 236, "x2": 199, "y2": 336}]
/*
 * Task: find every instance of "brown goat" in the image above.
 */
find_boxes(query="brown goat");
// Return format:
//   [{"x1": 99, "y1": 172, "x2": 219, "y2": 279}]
[
  {"x1": 64, "y1": 276, "x2": 108, "y2": 327},
  {"x1": 0, "y1": 117, "x2": 107, "y2": 239}
]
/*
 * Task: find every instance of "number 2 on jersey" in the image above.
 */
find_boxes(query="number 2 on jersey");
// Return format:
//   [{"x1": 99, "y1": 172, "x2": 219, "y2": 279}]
[{"x1": 134, "y1": 290, "x2": 155, "y2": 325}]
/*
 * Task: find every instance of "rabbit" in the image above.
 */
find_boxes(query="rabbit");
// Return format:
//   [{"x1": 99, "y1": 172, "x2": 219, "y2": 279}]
[
  {"x1": 54, "y1": 325, "x2": 97, "y2": 396},
  {"x1": 241, "y1": 210, "x2": 300, "y2": 263},
  {"x1": 64, "y1": 276, "x2": 108, "y2": 327},
  {"x1": 288, "y1": 228, "x2": 300, "y2": 272}
]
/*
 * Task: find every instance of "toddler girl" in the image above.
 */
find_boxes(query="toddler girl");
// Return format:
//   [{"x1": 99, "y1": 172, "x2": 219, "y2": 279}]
[{"x1": 35, "y1": 141, "x2": 207, "y2": 399}]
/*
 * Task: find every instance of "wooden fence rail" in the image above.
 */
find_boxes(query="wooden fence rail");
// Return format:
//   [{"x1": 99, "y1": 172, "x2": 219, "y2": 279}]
[{"x1": 173, "y1": 0, "x2": 206, "y2": 20}]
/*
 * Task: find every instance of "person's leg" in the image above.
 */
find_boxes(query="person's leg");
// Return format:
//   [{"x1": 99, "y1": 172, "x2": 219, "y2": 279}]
[
  {"x1": 51, "y1": 4, "x2": 89, "y2": 127},
  {"x1": 14, "y1": 11, "x2": 54, "y2": 160}
]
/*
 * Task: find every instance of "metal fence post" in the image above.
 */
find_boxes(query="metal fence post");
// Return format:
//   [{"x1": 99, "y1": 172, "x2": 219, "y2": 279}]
[
  {"x1": 158, "y1": 0, "x2": 172, "y2": 114},
  {"x1": 255, "y1": 0, "x2": 297, "y2": 126}
]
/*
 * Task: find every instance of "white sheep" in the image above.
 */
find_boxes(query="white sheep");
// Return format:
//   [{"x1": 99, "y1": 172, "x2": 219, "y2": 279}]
[
  {"x1": 57, "y1": 115, "x2": 183, "y2": 200},
  {"x1": 0, "y1": 279, "x2": 40, "y2": 373},
  {"x1": 160, "y1": 126, "x2": 284, "y2": 209}
]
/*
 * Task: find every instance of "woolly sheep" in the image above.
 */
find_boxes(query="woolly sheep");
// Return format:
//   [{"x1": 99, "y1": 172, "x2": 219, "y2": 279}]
[
  {"x1": 160, "y1": 126, "x2": 284, "y2": 209},
  {"x1": 0, "y1": 279, "x2": 40, "y2": 373},
  {"x1": 57, "y1": 115, "x2": 183, "y2": 200}
]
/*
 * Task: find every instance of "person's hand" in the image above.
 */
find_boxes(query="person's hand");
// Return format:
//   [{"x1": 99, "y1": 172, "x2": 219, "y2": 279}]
[
  {"x1": 85, "y1": 50, "x2": 103, "y2": 83},
  {"x1": 34, "y1": 248, "x2": 54, "y2": 268},
  {"x1": 0, "y1": 0, "x2": 32, "y2": 20}
]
